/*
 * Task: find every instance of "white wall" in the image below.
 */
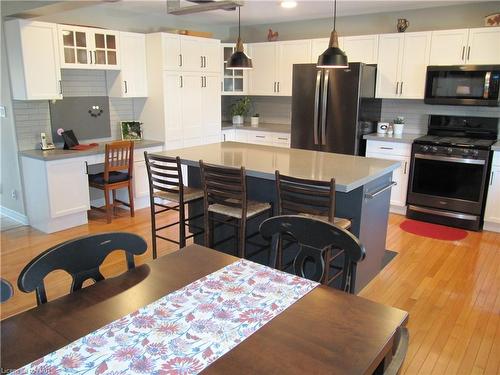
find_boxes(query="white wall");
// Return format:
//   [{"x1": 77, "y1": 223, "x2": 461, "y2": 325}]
[{"x1": 231, "y1": 2, "x2": 500, "y2": 42}]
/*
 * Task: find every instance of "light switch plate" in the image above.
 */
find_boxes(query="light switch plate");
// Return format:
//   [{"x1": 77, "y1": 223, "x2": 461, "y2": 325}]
[{"x1": 0, "y1": 105, "x2": 6, "y2": 118}]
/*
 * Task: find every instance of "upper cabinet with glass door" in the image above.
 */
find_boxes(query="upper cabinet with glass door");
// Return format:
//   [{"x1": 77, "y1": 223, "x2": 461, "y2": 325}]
[
  {"x1": 58, "y1": 25, "x2": 120, "y2": 69},
  {"x1": 221, "y1": 43, "x2": 247, "y2": 95}
]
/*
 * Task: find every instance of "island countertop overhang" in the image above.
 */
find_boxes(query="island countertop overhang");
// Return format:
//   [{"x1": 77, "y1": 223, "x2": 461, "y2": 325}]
[{"x1": 152, "y1": 142, "x2": 400, "y2": 193}]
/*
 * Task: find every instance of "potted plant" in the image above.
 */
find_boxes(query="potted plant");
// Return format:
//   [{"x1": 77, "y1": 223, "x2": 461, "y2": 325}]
[
  {"x1": 393, "y1": 116, "x2": 405, "y2": 135},
  {"x1": 251, "y1": 113, "x2": 260, "y2": 127},
  {"x1": 231, "y1": 97, "x2": 251, "y2": 126}
]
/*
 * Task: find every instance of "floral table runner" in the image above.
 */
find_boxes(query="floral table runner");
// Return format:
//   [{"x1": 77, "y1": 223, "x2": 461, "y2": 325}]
[{"x1": 15, "y1": 259, "x2": 318, "y2": 375}]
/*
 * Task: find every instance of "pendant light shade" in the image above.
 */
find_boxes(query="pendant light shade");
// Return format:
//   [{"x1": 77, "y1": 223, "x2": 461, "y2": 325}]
[
  {"x1": 227, "y1": 7, "x2": 253, "y2": 70},
  {"x1": 317, "y1": 0, "x2": 348, "y2": 68}
]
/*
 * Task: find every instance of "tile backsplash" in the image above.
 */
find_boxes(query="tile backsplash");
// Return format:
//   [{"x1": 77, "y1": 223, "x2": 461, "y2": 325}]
[
  {"x1": 222, "y1": 96, "x2": 292, "y2": 124},
  {"x1": 13, "y1": 69, "x2": 143, "y2": 151},
  {"x1": 380, "y1": 99, "x2": 500, "y2": 135}
]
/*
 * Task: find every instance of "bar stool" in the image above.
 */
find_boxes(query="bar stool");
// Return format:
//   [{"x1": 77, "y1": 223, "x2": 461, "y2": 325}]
[
  {"x1": 199, "y1": 161, "x2": 273, "y2": 259},
  {"x1": 144, "y1": 153, "x2": 204, "y2": 259},
  {"x1": 89, "y1": 141, "x2": 134, "y2": 223},
  {"x1": 275, "y1": 171, "x2": 351, "y2": 285}
]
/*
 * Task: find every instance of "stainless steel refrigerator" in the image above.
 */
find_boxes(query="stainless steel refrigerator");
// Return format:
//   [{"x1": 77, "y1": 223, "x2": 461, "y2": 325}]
[{"x1": 291, "y1": 63, "x2": 381, "y2": 156}]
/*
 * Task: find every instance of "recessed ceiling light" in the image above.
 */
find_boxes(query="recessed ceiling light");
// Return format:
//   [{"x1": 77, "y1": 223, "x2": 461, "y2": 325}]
[{"x1": 281, "y1": 1, "x2": 297, "y2": 9}]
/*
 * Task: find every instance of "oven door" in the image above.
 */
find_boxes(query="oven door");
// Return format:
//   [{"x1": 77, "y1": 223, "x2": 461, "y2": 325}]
[{"x1": 407, "y1": 152, "x2": 489, "y2": 215}]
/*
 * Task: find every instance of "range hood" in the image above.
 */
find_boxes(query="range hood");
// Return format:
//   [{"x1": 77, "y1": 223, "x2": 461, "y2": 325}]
[{"x1": 167, "y1": 0, "x2": 242, "y2": 15}]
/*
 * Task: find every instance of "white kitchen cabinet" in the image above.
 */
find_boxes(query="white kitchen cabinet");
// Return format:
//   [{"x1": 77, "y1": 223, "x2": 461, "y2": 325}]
[
  {"x1": 107, "y1": 32, "x2": 148, "y2": 97},
  {"x1": 310, "y1": 38, "x2": 331, "y2": 63},
  {"x1": 181, "y1": 73, "x2": 203, "y2": 143},
  {"x1": 248, "y1": 42, "x2": 277, "y2": 95},
  {"x1": 429, "y1": 27, "x2": 500, "y2": 65},
  {"x1": 201, "y1": 73, "x2": 222, "y2": 139},
  {"x1": 5, "y1": 20, "x2": 62, "y2": 100},
  {"x1": 226, "y1": 129, "x2": 290, "y2": 148},
  {"x1": 366, "y1": 140, "x2": 411, "y2": 213},
  {"x1": 467, "y1": 27, "x2": 500, "y2": 65},
  {"x1": 249, "y1": 40, "x2": 311, "y2": 96},
  {"x1": 58, "y1": 25, "x2": 120, "y2": 69},
  {"x1": 429, "y1": 29, "x2": 470, "y2": 65},
  {"x1": 484, "y1": 152, "x2": 500, "y2": 232},
  {"x1": 133, "y1": 160, "x2": 150, "y2": 198},
  {"x1": 376, "y1": 32, "x2": 431, "y2": 99},
  {"x1": 342, "y1": 34, "x2": 379, "y2": 64},
  {"x1": 163, "y1": 71, "x2": 184, "y2": 143},
  {"x1": 161, "y1": 33, "x2": 220, "y2": 72},
  {"x1": 221, "y1": 129, "x2": 235, "y2": 142},
  {"x1": 221, "y1": 43, "x2": 248, "y2": 95}
]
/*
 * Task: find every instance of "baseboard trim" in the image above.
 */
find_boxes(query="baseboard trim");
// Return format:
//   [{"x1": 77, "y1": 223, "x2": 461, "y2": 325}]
[
  {"x1": 0, "y1": 206, "x2": 29, "y2": 225},
  {"x1": 483, "y1": 221, "x2": 500, "y2": 233}
]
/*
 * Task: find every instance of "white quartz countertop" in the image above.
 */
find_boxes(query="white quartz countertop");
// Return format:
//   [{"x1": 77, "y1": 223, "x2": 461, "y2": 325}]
[
  {"x1": 222, "y1": 122, "x2": 291, "y2": 133},
  {"x1": 19, "y1": 140, "x2": 164, "y2": 161},
  {"x1": 492, "y1": 141, "x2": 500, "y2": 151},
  {"x1": 152, "y1": 142, "x2": 400, "y2": 193},
  {"x1": 363, "y1": 133, "x2": 423, "y2": 144}
]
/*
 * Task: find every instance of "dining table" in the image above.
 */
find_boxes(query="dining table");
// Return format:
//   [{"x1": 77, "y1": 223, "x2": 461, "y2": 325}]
[{"x1": 1, "y1": 244, "x2": 408, "y2": 374}]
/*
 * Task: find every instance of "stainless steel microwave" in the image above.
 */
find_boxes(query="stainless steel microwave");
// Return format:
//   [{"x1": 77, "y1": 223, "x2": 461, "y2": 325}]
[{"x1": 424, "y1": 65, "x2": 500, "y2": 106}]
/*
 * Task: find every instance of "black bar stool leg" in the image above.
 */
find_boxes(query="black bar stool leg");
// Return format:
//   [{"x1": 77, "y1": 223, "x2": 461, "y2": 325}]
[{"x1": 179, "y1": 202, "x2": 186, "y2": 248}]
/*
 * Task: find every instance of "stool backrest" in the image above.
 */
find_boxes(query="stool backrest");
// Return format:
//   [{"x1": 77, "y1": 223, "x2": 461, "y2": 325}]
[
  {"x1": 144, "y1": 153, "x2": 184, "y2": 200},
  {"x1": 199, "y1": 161, "x2": 246, "y2": 216},
  {"x1": 259, "y1": 215, "x2": 365, "y2": 293},
  {"x1": 18, "y1": 232, "x2": 147, "y2": 305},
  {"x1": 276, "y1": 172, "x2": 336, "y2": 222},
  {"x1": 104, "y1": 141, "x2": 134, "y2": 181}
]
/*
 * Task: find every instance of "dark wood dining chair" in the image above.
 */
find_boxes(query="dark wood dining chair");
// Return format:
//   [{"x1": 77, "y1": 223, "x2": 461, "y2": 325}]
[
  {"x1": 89, "y1": 140, "x2": 134, "y2": 223},
  {"x1": 17, "y1": 232, "x2": 147, "y2": 305},
  {"x1": 144, "y1": 153, "x2": 204, "y2": 259},
  {"x1": 259, "y1": 215, "x2": 365, "y2": 293},
  {"x1": 200, "y1": 161, "x2": 273, "y2": 259},
  {"x1": 1, "y1": 278, "x2": 14, "y2": 303},
  {"x1": 275, "y1": 172, "x2": 351, "y2": 285},
  {"x1": 382, "y1": 326, "x2": 410, "y2": 375}
]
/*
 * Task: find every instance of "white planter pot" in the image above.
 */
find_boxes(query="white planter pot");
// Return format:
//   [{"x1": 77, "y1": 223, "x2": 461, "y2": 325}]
[
  {"x1": 232, "y1": 115, "x2": 244, "y2": 125},
  {"x1": 394, "y1": 123, "x2": 404, "y2": 135},
  {"x1": 250, "y1": 117, "x2": 259, "y2": 127}
]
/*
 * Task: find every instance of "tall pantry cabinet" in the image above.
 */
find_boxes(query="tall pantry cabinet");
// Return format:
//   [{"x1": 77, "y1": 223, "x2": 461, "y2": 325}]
[{"x1": 140, "y1": 33, "x2": 221, "y2": 150}]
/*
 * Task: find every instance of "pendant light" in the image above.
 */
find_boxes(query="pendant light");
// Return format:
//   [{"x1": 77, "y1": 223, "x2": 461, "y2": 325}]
[
  {"x1": 227, "y1": 6, "x2": 253, "y2": 70},
  {"x1": 317, "y1": 0, "x2": 348, "y2": 68}
]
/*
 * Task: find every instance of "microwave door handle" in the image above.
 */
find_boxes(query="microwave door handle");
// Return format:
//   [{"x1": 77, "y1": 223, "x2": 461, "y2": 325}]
[
  {"x1": 313, "y1": 70, "x2": 321, "y2": 145},
  {"x1": 321, "y1": 69, "x2": 329, "y2": 146}
]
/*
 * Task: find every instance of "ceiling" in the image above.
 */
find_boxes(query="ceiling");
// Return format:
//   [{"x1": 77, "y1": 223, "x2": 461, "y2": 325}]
[
  {"x1": 2, "y1": 0, "x2": 480, "y2": 26},
  {"x1": 68, "y1": 0, "x2": 477, "y2": 26}
]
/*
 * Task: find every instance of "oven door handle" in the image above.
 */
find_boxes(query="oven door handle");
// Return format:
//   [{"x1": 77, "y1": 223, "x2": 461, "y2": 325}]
[{"x1": 414, "y1": 153, "x2": 486, "y2": 165}]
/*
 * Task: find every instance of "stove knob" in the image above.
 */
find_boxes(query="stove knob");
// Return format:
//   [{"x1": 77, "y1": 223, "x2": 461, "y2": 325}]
[
  {"x1": 446, "y1": 147, "x2": 453, "y2": 154},
  {"x1": 471, "y1": 150, "x2": 479, "y2": 157},
  {"x1": 462, "y1": 149, "x2": 469, "y2": 156},
  {"x1": 421, "y1": 145, "x2": 429, "y2": 152},
  {"x1": 431, "y1": 146, "x2": 438, "y2": 153}
]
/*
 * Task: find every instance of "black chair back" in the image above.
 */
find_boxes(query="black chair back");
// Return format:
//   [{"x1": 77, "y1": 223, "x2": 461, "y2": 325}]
[
  {"x1": 18, "y1": 232, "x2": 147, "y2": 305},
  {"x1": 144, "y1": 153, "x2": 185, "y2": 201},
  {"x1": 259, "y1": 215, "x2": 365, "y2": 293},
  {"x1": 1, "y1": 278, "x2": 14, "y2": 303}
]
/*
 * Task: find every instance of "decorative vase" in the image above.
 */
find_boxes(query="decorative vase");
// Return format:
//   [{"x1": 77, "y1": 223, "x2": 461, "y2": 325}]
[
  {"x1": 394, "y1": 123, "x2": 404, "y2": 136},
  {"x1": 232, "y1": 115, "x2": 244, "y2": 125},
  {"x1": 250, "y1": 116, "x2": 259, "y2": 127},
  {"x1": 397, "y1": 18, "x2": 409, "y2": 33}
]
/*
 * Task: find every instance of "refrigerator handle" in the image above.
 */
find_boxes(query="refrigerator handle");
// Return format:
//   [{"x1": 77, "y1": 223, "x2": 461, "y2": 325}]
[
  {"x1": 313, "y1": 70, "x2": 322, "y2": 145},
  {"x1": 320, "y1": 69, "x2": 329, "y2": 145}
]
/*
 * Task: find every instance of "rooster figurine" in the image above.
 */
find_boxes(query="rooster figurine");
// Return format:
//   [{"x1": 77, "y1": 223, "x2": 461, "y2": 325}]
[{"x1": 268, "y1": 28, "x2": 279, "y2": 42}]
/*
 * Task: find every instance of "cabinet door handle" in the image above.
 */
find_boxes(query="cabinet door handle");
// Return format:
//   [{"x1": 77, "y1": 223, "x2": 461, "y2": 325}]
[
  {"x1": 273, "y1": 82, "x2": 276, "y2": 92},
  {"x1": 201, "y1": 56, "x2": 204, "y2": 68},
  {"x1": 255, "y1": 135, "x2": 266, "y2": 138},
  {"x1": 467, "y1": 46, "x2": 471, "y2": 61},
  {"x1": 201, "y1": 76, "x2": 204, "y2": 87},
  {"x1": 277, "y1": 137, "x2": 288, "y2": 140},
  {"x1": 461, "y1": 46, "x2": 465, "y2": 61},
  {"x1": 203, "y1": 56, "x2": 207, "y2": 68},
  {"x1": 179, "y1": 54, "x2": 182, "y2": 67},
  {"x1": 124, "y1": 80, "x2": 128, "y2": 94},
  {"x1": 59, "y1": 80, "x2": 63, "y2": 95},
  {"x1": 89, "y1": 51, "x2": 92, "y2": 64},
  {"x1": 277, "y1": 82, "x2": 280, "y2": 92},
  {"x1": 491, "y1": 171, "x2": 495, "y2": 186},
  {"x1": 180, "y1": 75, "x2": 183, "y2": 88},
  {"x1": 404, "y1": 161, "x2": 407, "y2": 175},
  {"x1": 400, "y1": 81, "x2": 403, "y2": 95},
  {"x1": 395, "y1": 82, "x2": 399, "y2": 95}
]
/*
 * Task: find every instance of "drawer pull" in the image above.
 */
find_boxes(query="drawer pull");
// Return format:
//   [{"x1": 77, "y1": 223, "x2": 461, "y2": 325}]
[
  {"x1": 380, "y1": 146, "x2": 394, "y2": 150},
  {"x1": 255, "y1": 135, "x2": 266, "y2": 138},
  {"x1": 277, "y1": 137, "x2": 288, "y2": 140}
]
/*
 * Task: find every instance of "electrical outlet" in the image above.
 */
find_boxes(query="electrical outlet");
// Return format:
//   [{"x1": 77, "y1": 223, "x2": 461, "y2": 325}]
[{"x1": 11, "y1": 190, "x2": 17, "y2": 200}]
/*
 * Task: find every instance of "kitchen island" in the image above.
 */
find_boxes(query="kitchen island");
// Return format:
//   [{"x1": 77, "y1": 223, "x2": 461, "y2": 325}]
[{"x1": 152, "y1": 142, "x2": 400, "y2": 292}]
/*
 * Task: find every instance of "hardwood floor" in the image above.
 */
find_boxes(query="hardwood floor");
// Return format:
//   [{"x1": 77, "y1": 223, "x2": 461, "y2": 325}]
[{"x1": 1, "y1": 208, "x2": 499, "y2": 374}]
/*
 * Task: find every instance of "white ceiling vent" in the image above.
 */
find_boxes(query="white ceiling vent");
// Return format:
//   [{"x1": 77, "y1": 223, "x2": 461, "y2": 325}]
[{"x1": 167, "y1": 0, "x2": 243, "y2": 15}]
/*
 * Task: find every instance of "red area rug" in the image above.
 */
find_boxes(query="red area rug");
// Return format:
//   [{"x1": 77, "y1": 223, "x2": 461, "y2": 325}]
[{"x1": 400, "y1": 219, "x2": 468, "y2": 241}]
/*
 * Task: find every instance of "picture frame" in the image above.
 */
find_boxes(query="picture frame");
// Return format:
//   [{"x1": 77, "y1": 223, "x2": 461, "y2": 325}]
[{"x1": 120, "y1": 121, "x2": 143, "y2": 140}]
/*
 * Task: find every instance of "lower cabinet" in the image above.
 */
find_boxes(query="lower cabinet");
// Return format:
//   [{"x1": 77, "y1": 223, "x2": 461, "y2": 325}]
[
  {"x1": 484, "y1": 152, "x2": 500, "y2": 232},
  {"x1": 366, "y1": 140, "x2": 411, "y2": 214},
  {"x1": 222, "y1": 129, "x2": 290, "y2": 148}
]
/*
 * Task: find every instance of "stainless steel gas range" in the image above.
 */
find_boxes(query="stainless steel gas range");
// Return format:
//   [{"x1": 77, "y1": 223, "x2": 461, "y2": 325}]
[{"x1": 406, "y1": 115, "x2": 498, "y2": 231}]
